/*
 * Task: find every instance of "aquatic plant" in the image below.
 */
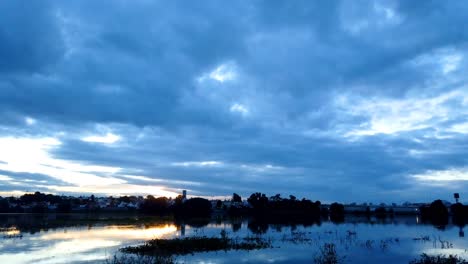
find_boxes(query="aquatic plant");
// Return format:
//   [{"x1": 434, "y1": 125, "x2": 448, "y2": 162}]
[
  {"x1": 120, "y1": 231, "x2": 271, "y2": 256},
  {"x1": 413, "y1": 236, "x2": 431, "y2": 241},
  {"x1": 106, "y1": 254, "x2": 175, "y2": 264},
  {"x1": 313, "y1": 243, "x2": 345, "y2": 264},
  {"x1": 436, "y1": 237, "x2": 453, "y2": 249}
]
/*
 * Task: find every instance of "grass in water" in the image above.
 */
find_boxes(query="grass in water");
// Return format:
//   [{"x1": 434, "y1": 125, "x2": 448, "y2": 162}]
[
  {"x1": 120, "y1": 230, "x2": 271, "y2": 256},
  {"x1": 106, "y1": 254, "x2": 175, "y2": 264},
  {"x1": 313, "y1": 243, "x2": 345, "y2": 264}
]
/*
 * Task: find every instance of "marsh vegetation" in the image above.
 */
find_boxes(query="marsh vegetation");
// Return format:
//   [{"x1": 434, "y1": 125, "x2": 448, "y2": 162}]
[{"x1": 120, "y1": 230, "x2": 272, "y2": 256}]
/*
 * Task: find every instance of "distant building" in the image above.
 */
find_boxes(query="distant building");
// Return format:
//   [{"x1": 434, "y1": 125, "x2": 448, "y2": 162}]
[{"x1": 182, "y1": 190, "x2": 187, "y2": 200}]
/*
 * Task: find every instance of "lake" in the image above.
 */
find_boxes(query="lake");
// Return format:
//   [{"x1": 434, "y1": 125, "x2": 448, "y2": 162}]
[{"x1": 0, "y1": 214, "x2": 467, "y2": 263}]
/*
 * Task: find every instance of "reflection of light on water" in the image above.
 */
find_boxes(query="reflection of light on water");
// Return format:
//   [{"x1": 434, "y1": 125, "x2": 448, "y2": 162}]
[
  {"x1": 0, "y1": 225, "x2": 177, "y2": 264},
  {"x1": 3, "y1": 218, "x2": 467, "y2": 264},
  {"x1": 3, "y1": 228, "x2": 20, "y2": 236},
  {"x1": 40, "y1": 224, "x2": 177, "y2": 240},
  {"x1": 0, "y1": 239, "x2": 120, "y2": 264},
  {"x1": 42, "y1": 239, "x2": 120, "y2": 254}
]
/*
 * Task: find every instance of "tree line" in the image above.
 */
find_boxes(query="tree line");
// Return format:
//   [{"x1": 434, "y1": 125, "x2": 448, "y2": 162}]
[{"x1": 2, "y1": 192, "x2": 468, "y2": 226}]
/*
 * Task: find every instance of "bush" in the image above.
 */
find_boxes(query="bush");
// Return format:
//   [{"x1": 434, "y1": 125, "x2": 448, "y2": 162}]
[
  {"x1": 179, "y1": 198, "x2": 212, "y2": 217},
  {"x1": 329, "y1": 203, "x2": 345, "y2": 223}
]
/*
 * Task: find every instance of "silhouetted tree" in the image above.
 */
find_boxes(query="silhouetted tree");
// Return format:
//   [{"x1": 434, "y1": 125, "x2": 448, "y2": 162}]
[
  {"x1": 365, "y1": 206, "x2": 371, "y2": 217},
  {"x1": 270, "y1": 193, "x2": 282, "y2": 202},
  {"x1": 247, "y1": 193, "x2": 268, "y2": 210},
  {"x1": 174, "y1": 195, "x2": 184, "y2": 205},
  {"x1": 179, "y1": 198, "x2": 212, "y2": 217},
  {"x1": 232, "y1": 193, "x2": 242, "y2": 203},
  {"x1": 375, "y1": 207, "x2": 387, "y2": 218},
  {"x1": 420, "y1": 199, "x2": 449, "y2": 226},
  {"x1": 329, "y1": 203, "x2": 345, "y2": 223},
  {"x1": 0, "y1": 198, "x2": 9, "y2": 213},
  {"x1": 119, "y1": 196, "x2": 131, "y2": 203},
  {"x1": 57, "y1": 201, "x2": 72, "y2": 213},
  {"x1": 140, "y1": 196, "x2": 169, "y2": 214},
  {"x1": 246, "y1": 192, "x2": 322, "y2": 219},
  {"x1": 232, "y1": 221, "x2": 242, "y2": 232},
  {"x1": 32, "y1": 204, "x2": 47, "y2": 214},
  {"x1": 451, "y1": 203, "x2": 468, "y2": 226}
]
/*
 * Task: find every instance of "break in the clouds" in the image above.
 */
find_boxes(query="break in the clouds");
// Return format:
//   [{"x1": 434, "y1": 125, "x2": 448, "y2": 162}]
[{"x1": 0, "y1": 1, "x2": 467, "y2": 203}]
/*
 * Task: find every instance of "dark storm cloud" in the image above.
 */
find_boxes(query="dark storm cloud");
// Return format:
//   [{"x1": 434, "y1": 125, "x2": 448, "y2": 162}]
[
  {"x1": 0, "y1": 1, "x2": 64, "y2": 74},
  {"x1": 0, "y1": 0, "x2": 252, "y2": 127},
  {"x1": 0, "y1": 1, "x2": 467, "y2": 202}
]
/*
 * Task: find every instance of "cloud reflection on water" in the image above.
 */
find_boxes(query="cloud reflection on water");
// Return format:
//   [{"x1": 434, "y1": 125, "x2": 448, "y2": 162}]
[{"x1": 0, "y1": 224, "x2": 178, "y2": 264}]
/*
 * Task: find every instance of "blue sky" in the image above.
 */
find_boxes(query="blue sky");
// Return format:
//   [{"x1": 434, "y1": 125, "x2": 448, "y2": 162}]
[{"x1": 0, "y1": 1, "x2": 467, "y2": 203}]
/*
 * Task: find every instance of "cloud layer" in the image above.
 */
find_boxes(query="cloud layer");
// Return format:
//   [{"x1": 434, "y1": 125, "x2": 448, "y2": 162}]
[{"x1": 1, "y1": 1, "x2": 467, "y2": 203}]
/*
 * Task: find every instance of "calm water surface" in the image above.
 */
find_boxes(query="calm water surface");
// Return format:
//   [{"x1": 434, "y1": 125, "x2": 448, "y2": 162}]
[{"x1": 0, "y1": 214, "x2": 467, "y2": 263}]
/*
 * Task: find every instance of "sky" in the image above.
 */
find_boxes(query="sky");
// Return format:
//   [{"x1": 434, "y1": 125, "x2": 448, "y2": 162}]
[{"x1": 0, "y1": 1, "x2": 467, "y2": 203}]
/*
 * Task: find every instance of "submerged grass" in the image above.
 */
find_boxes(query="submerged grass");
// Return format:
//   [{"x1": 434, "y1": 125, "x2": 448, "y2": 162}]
[
  {"x1": 313, "y1": 243, "x2": 345, "y2": 264},
  {"x1": 106, "y1": 254, "x2": 175, "y2": 264},
  {"x1": 120, "y1": 231, "x2": 271, "y2": 256}
]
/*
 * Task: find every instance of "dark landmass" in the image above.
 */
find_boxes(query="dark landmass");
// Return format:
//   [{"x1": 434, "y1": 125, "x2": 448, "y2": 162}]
[{"x1": 1, "y1": 191, "x2": 468, "y2": 228}]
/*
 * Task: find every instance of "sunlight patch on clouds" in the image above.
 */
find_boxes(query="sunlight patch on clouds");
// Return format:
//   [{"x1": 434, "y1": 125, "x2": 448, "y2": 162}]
[
  {"x1": 23, "y1": 178, "x2": 48, "y2": 183},
  {"x1": 230, "y1": 103, "x2": 249, "y2": 116},
  {"x1": 408, "y1": 149, "x2": 445, "y2": 157},
  {"x1": 412, "y1": 48, "x2": 463, "y2": 75},
  {"x1": 120, "y1": 175, "x2": 163, "y2": 182},
  {"x1": 341, "y1": 2, "x2": 402, "y2": 35},
  {"x1": 373, "y1": 2, "x2": 402, "y2": 25},
  {"x1": 0, "y1": 136, "x2": 196, "y2": 197},
  {"x1": 0, "y1": 174, "x2": 13, "y2": 181},
  {"x1": 449, "y1": 122, "x2": 468, "y2": 134},
  {"x1": 337, "y1": 89, "x2": 468, "y2": 137},
  {"x1": 120, "y1": 175, "x2": 202, "y2": 186},
  {"x1": 197, "y1": 62, "x2": 237, "y2": 83},
  {"x1": 82, "y1": 133, "x2": 121, "y2": 144},
  {"x1": 42, "y1": 184, "x2": 178, "y2": 197},
  {"x1": 0, "y1": 190, "x2": 28, "y2": 197},
  {"x1": 169, "y1": 161, "x2": 290, "y2": 178},
  {"x1": 441, "y1": 53, "x2": 462, "y2": 74},
  {"x1": 240, "y1": 164, "x2": 284, "y2": 173},
  {"x1": 412, "y1": 168, "x2": 468, "y2": 182},
  {"x1": 171, "y1": 161, "x2": 222, "y2": 167},
  {"x1": 0, "y1": 137, "x2": 125, "y2": 188},
  {"x1": 25, "y1": 117, "x2": 37, "y2": 125},
  {"x1": 208, "y1": 64, "x2": 237, "y2": 82}
]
